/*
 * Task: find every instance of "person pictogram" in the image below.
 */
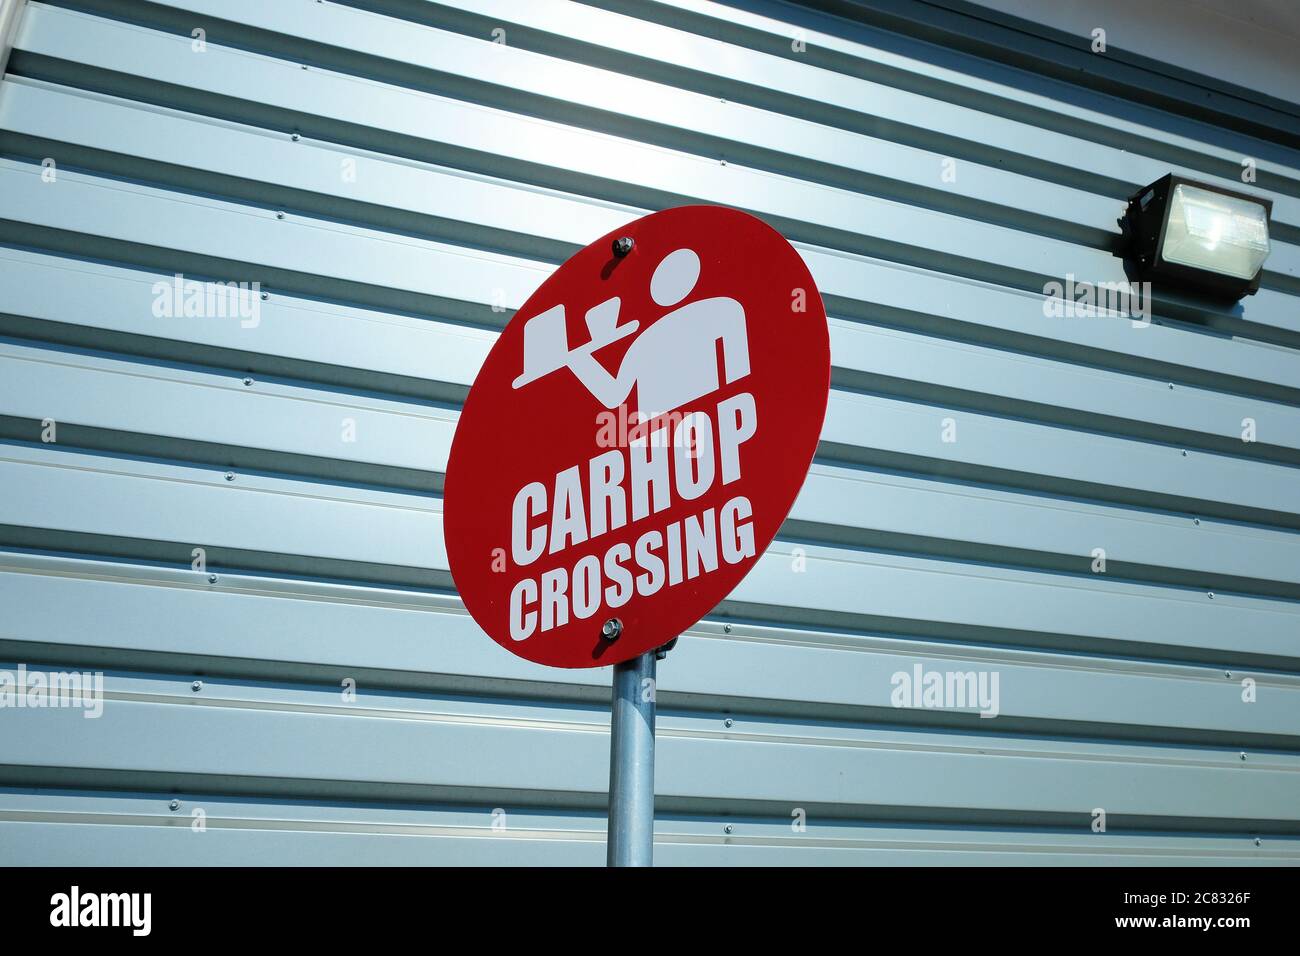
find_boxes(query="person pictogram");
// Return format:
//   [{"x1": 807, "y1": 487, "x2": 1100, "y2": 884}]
[{"x1": 512, "y1": 248, "x2": 751, "y2": 417}]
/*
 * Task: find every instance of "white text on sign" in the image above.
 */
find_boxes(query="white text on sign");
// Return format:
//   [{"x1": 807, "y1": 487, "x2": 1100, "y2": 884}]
[{"x1": 508, "y1": 392, "x2": 757, "y2": 640}]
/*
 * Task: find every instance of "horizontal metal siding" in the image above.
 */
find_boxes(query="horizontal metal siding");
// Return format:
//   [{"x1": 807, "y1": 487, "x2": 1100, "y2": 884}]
[{"x1": 0, "y1": 0, "x2": 1298, "y2": 864}]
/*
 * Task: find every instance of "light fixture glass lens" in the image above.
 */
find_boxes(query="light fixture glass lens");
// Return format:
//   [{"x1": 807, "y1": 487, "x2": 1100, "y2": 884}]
[{"x1": 1161, "y1": 184, "x2": 1270, "y2": 280}]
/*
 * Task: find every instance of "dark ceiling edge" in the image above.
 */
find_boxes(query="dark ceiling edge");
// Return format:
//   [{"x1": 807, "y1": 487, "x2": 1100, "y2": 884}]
[
  {"x1": 786, "y1": 0, "x2": 1300, "y2": 150},
  {"x1": 916, "y1": 0, "x2": 1300, "y2": 118}
]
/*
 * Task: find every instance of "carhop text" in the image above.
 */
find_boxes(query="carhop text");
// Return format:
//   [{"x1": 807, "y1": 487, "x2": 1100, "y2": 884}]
[{"x1": 507, "y1": 391, "x2": 757, "y2": 640}]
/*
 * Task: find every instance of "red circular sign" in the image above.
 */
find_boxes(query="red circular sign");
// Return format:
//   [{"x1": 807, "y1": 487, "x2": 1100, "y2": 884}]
[{"x1": 445, "y1": 205, "x2": 830, "y2": 668}]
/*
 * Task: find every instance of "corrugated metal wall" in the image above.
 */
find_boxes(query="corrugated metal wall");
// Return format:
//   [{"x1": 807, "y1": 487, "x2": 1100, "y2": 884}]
[{"x1": 1, "y1": 0, "x2": 1298, "y2": 865}]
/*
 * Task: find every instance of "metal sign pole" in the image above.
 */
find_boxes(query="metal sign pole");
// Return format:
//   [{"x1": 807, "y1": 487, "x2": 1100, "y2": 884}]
[{"x1": 606, "y1": 649, "x2": 657, "y2": 867}]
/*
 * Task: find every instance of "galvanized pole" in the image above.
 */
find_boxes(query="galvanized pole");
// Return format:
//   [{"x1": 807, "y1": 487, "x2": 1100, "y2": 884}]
[{"x1": 606, "y1": 649, "x2": 656, "y2": 866}]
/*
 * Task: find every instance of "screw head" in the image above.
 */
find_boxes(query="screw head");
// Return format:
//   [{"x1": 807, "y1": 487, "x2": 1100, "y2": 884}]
[
  {"x1": 724, "y1": 718, "x2": 733, "y2": 728},
  {"x1": 275, "y1": 211, "x2": 285, "y2": 220},
  {"x1": 169, "y1": 800, "x2": 181, "y2": 811},
  {"x1": 191, "y1": 680, "x2": 203, "y2": 692},
  {"x1": 260, "y1": 291, "x2": 269, "y2": 301},
  {"x1": 207, "y1": 574, "x2": 217, "y2": 584},
  {"x1": 224, "y1": 472, "x2": 235, "y2": 481},
  {"x1": 1208, "y1": 592, "x2": 1215, "y2": 599},
  {"x1": 1255, "y1": 837, "x2": 1262, "y2": 846},
  {"x1": 723, "y1": 624, "x2": 732, "y2": 633},
  {"x1": 1181, "y1": 449, "x2": 1188, "y2": 457},
  {"x1": 611, "y1": 236, "x2": 634, "y2": 258},
  {"x1": 723, "y1": 824, "x2": 733, "y2": 834},
  {"x1": 1241, "y1": 752, "x2": 1247, "y2": 761},
  {"x1": 600, "y1": 618, "x2": 622, "y2": 641},
  {"x1": 1225, "y1": 671, "x2": 1232, "y2": 679},
  {"x1": 242, "y1": 377, "x2": 253, "y2": 386}
]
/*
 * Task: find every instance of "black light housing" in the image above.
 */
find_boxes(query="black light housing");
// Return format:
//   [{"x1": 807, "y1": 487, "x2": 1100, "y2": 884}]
[{"x1": 1123, "y1": 174, "x2": 1273, "y2": 301}]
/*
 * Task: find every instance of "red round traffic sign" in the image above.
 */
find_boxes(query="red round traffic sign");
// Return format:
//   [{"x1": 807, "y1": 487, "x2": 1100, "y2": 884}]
[{"x1": 444, "y1": 205, "x2": 830, "y2": 668}]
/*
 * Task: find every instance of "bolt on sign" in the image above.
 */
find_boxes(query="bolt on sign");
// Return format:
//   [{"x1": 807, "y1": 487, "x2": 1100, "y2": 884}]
[{"x1": 445, "y1": 205, "x2": 830, "y2": 668}]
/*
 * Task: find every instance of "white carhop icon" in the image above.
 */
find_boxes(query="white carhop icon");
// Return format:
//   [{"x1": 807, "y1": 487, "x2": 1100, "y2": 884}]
[{"x1": 511, "y1": 248, "x2": 751, "y2": 417}]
